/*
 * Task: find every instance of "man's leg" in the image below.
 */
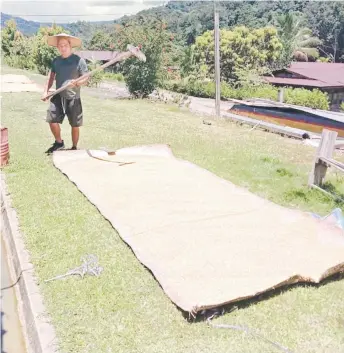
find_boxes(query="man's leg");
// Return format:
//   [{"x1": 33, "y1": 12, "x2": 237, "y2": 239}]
[
  {"x1": 50, "y1": 123, "x2": 63, "y2": 143},
  {"x1": 45, "y1": 95, "x2": 65, "y2": 153},
  {"x1": 67, "y1": 98, "x2": 83, "y2": 150},
  {"x1": 71, "y1": 127, "x2": 79, "y2": 148}
]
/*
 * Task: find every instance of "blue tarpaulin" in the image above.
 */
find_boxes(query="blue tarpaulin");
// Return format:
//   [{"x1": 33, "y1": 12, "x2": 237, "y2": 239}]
[{"x1": 311, "y1": 208, "x2": 344, "y2": 230}]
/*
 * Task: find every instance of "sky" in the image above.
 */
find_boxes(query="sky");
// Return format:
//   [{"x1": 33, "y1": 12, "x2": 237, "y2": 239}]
[{"x1": 1, "y1": 0, "x2": 167, "y2": 23}]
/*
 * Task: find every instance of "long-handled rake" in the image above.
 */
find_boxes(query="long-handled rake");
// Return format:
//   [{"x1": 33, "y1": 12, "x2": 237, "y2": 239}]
[{"x1": 45, "y1": 44, "x2": 146, "y2": 100}]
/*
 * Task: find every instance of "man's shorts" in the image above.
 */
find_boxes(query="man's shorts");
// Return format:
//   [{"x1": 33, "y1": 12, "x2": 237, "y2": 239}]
[{"x1": 46, "y1": 94, "x2": 83, "y2": 127}]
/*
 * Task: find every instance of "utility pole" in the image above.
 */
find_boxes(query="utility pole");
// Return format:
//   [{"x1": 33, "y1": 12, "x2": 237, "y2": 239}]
[
  {"x1": 333, "y1": 28, "x2": 339, "y2": 63},
  {"x1": 214, "y1": 1, "x2": 221, "y2": 118}
]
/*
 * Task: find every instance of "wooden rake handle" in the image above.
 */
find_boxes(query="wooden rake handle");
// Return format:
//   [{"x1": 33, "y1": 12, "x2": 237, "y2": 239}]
[{"x1": 45, "y1": 44, "x2": 146, "y2": 100}]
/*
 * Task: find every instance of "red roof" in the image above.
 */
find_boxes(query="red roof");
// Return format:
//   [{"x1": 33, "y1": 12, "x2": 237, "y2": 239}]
[
  {"x1": 267, "y1": 62, "x2": 344, "y2": 89},
  {"x1": 264, "y1": 76, "x2": 330, "y2": 88},
  {"x1": 75, "y1": 51, "x2": 118, "y2": 61}
]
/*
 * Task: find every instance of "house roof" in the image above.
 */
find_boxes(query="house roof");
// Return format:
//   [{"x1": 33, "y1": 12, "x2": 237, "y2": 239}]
[
  {"x1": 266, "y1": 62, "x2": 344, "y2": 89},
  {"x1": 75, "y1": 50, "x2": 118, "y2": 61},
  {"x1": 264, "y1": 77, "x2": 330, "y2": 88}
]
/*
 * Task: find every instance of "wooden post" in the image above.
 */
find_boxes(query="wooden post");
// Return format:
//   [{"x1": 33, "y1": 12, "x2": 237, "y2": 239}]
[
  {"x1": 308, "y1": 129, "x2": 337, "y2": 187},
  {"x1": 278, "y1": 88, "x2": 284, "y2": 103},
  {"x1": 214, "y1": 4, "x2": 221, "y2": 118}
]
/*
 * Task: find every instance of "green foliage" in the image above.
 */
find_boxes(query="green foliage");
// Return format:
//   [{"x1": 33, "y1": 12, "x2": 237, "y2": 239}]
[
  {"x1": 284, "y1": 88, "x2": 329, "y2": 110},
  {"x1": 1, "y1": 19, "x2": 17, "y2": 56},
  {"x1": 88, "y1": 30, "x2": 112, "y2": 50},
  {"x1": 64, "y1": 20, "x2": 114, "y2": 49},
  {"x1": 112, "y1": 21, "x2": 168, "y2": 98},
  {"x1": 102, "y1": 72, "x2": 125, "y2": 82},
  {"x1": 3, "y1": 1, "x2": 344, "y2": 63},
  {"x1": 192, "y1": 26, "x2": 283, "y2": 82},
  {"x1": 317, "y1": 57, "x2": 331, "y2": 63},
  {"x1": 304, "y1": 1, "x2": 344, "y2": 62},
  {"x1": 33, "y1": 24, "x2": 67, "y2": 75},
  {"x1": 340, "y1": 102, "x2": 344, "y2": 112},
  {"x1": 1, "y1": 13, "x2": 41, "y2": 36},
  {"x1": 276, "y1": 13, "x2": 322, "y2": 63},
  {"x1": 6, "y1": 36, "x2": 36, "y2": 70},
  {"x1": 118, "y1": 1, "x2": 343, "y2": 62},
  {"x1": 162, "y1": 78, "x2": 330, "y2": 110},
  {"x1": 234, "y1": 66, "x2": 273, "y2": 88},
  {"x1": 162, "y1": 78, "x2": 279, "y2": 101},
  {"x1": 180, "y1": 45, "x2": 196, "y2": 78},
  {"x1": 1, "y1": 20, "x2": 35, "y2": 70},
  {"x1": 86, "y1": 59, "x2": 104, "y2": 88}
]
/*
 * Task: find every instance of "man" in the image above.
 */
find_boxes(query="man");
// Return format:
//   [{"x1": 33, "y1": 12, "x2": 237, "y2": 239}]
[{"x1": 41, "y1": 33, "x2": 89, "y2": 153}]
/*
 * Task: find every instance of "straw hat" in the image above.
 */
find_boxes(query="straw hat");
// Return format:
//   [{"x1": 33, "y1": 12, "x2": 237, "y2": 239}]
[{"x1": 47, "y1": 33, "x2": 82, "y2": 48}]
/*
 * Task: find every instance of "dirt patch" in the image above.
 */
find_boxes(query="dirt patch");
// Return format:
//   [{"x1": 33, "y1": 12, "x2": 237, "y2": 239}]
[{"x1": 1, "y1": 74, "x2": 42, "y2": 93}]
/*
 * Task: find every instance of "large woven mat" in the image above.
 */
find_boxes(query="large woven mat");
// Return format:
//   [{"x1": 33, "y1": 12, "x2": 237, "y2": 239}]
[{"x1": 53, "y1": 145, "x2": 344, "y2": 314}]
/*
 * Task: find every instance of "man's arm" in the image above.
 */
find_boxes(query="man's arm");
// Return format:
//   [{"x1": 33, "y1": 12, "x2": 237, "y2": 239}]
[
  {"x1": 74, "y1": 58, "x2": 89, "y2": 87},
  {"x1": 73, "y1": 75, "x2": 89, "y2": 87},
  {"x1": 42, "y1": 70, "x2": 55, "y2": 101}
]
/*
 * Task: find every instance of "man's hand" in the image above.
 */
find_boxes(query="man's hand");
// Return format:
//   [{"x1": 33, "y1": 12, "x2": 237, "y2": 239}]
[
  {"x1": 70, "y1": 77, "x2": 88, "y2": 87},
  {"x1": 41, "y1": 91, "x2": 49, "y2": 102},
  {"x1": 69, "y1": 79, "x2": 79, "y2": 87}
]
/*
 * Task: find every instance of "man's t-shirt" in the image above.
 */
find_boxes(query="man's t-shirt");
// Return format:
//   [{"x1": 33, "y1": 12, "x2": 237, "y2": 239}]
[{"x1": 51, "y1": 54, "x2": 88, "y2": 99}]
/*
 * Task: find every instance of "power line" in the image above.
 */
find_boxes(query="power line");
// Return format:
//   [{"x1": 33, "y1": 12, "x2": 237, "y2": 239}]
[{"x1": 3, "y1": 14, "x2": 134, "y2": 17}]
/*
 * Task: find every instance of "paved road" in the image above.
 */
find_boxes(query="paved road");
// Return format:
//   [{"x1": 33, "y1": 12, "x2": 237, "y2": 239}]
[{"x1": 1, "y1": 239, "x2": 26, "y2": 353}]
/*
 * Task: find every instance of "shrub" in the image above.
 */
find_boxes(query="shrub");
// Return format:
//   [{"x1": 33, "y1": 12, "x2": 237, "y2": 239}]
[
  {"x1": 193, "y1": 26, "x2": 282, "y2": 81},
  {"x1": 340, "y1": 102, "x2": 344, "y2": 112},
  {"x1": 1, "y1": 19, "x2": 17, "y2": 57},
  {"x1": 102, "y1": 72, "x2": 125, "y2": 82},
  {"x1": 113, "y1": 21, "x2": 169, "y2": 98},
  {"x1": 161, "y1": 78, "x2": 330, "y2": 110},
  {"x1": 284, "y1": 88, "x2": 329, "y2": 110},
  {"x1": 1, "y1": 20, "x2": 36, "y2": 70},
  {"x1": 86, "y1": 59, "x2": 103, "y2": 88},
  {"x1": 8, "y1": 36, "x2": 36, "y2": 70}
]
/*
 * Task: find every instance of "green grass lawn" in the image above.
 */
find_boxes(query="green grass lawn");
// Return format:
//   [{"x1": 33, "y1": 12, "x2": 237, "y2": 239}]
[{"x1": 2, "y1": 65, "x2": 344, "y2": 353}]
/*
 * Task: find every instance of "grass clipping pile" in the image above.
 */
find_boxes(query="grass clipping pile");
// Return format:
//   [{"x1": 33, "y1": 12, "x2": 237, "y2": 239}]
[{"x1": 53, "y1": 144, "x2": 344, "y2": 315}]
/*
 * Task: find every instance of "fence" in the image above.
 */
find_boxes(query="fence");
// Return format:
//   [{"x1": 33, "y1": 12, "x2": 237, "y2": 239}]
[{"x1": 308, "y1": 129, "x2": 344, "y2": 197}]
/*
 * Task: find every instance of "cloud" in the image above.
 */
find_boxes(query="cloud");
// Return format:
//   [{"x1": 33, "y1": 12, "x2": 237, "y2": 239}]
[
  {"x1": 88, "y1": 1, "x2": 140, "y2": 6},
  {"x1": 88, "y1": 0, "x2": 164, "y2": 5},
  {"x1": 1, "y1": 0, "x2": 165, "y2": 23}
]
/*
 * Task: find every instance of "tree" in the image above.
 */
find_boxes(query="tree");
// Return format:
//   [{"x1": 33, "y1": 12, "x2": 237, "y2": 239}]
[
  {"x1": 276, "y1": 13, "x2": 322, "y2": 63},
  {"x1": 192, "y1": 26, "x2": 283, "y2": 82},
  {"x1": 33, "y1": 24, "x2": 67, "y2": 75},
  {"x1": 1, "y1": 20, "x2": 35, "y2": 70},
  {"x1": 85, "y1": 59, "x2": 104, "y2": 87},
  {"x1": 9, "y1": 35, "x2": 36, "y2": 70},
  {"x1": 180, "y1": 45, "x2": 196, "y2": 78},
  {"x1": 88, "y1": 30, "x2": 112, "y2": 50},
  {"x1": 1, "y1": 19, "x2": 17, "y2": 57},
  {"x1": 304, "y1": 2, "x2": 344, "y2": 62}
]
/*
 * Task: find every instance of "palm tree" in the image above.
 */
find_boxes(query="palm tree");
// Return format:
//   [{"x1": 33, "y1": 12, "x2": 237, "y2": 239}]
[{"x1": 277, "y1": 13, "x2": 322, "y2": 62}]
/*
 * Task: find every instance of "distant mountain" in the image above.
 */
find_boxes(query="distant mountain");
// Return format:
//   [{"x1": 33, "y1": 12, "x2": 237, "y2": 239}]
[
  {"x1": 2, "y1": 0, "x2": 343, "y2": 61},
  {"x1": 1, "y1": 12, "x2": 42, "y2": 35},
  {"x1": 1, "y1": 12, "x2": 115, "y2": 48},
  {"x1": 0, "y1": 12, "x2": 114, "y2": 36}
]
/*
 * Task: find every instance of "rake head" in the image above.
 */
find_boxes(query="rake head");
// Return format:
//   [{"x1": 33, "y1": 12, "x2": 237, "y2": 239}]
[{"x1": 127, "y1": 44, "x2": 146, "y2": 62}]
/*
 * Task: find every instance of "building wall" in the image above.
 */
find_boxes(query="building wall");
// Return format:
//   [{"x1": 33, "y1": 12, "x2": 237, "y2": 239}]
[
  {"x1": 271, "y1": 69, "x2": 344, "y2": 111},
  {"x1": 274, "y1": 71, "x2": 304, "y2": 79},
  {"x1": 326, "y1": 88, "x2": 344, "y2": 111}
]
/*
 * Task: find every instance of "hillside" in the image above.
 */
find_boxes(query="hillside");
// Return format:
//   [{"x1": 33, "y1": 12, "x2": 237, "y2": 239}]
[
  {"x1": 0, "y1": 12, "x2": 113, "y2": 42},
  {"x1": 1, "y1": 12, "x2": 42, "y2": 35},
  {"x1": 2, "y1": 0, "x2": 344, "y2": 61},
  {"x1": 117, "y1": 0, "x2": 344, "y2": 60}
]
